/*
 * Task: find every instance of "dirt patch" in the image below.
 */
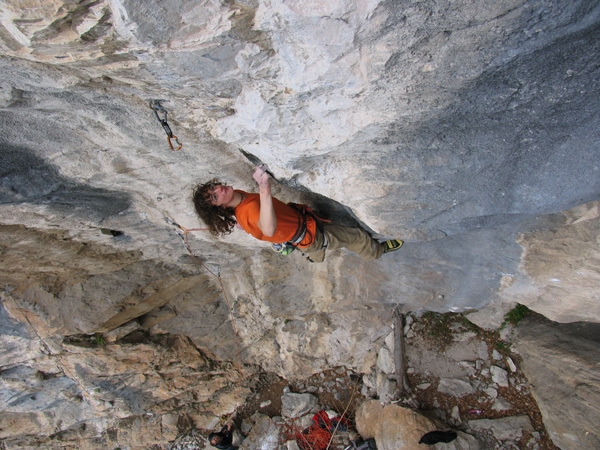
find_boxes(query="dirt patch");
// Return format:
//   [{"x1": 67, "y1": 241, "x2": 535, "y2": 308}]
[{"x1": 236, "y1": 367, "x2": 365, "y2": 425}]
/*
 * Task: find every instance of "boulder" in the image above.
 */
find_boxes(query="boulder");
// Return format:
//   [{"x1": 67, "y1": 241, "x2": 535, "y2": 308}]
[
  {"x1": 355, "y1": 401, "x2": 436, "y2": 450},
  {"x1": 376, "y1": 346, "x2": 395, "y2": 375},
  {"x1": 514, "y1": 313, "x2": 600, "y2": 449},
  {"x1": 467, "y1": 415, "x2": 533, "y2": 442},
  {"x1": 437, "y1": 378, "x2": 475, "y2": 397},
  {"x1": 490, "y1": 366, "x2": 509, "y2": 388},
  {"x1": 281, "y1": 393, "x2": 318, "y2": 419},
  {"x1": 239, "y1": 413, "x2": 281, "y2": 450},
  {"x1": 508, "y1": 203, "x2": 600, "y2": 323}
]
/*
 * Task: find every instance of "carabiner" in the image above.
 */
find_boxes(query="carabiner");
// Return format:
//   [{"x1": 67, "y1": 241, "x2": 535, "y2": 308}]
[
  {"x1": 150, "y1": 100, "x2": 183, "y2": 151},
  {"x1": 167, "y1": 135, "x2": 183, "y2": 151}
]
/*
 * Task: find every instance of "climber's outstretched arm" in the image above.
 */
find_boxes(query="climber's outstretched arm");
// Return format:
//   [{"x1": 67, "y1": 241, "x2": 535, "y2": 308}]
[{"x1": 253, "y1": 165, "x2": 277, "y2": 237}]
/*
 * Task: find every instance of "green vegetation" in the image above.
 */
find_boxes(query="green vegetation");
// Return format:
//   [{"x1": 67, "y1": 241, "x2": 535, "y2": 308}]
[
  {"x1": 459, "y1": 315, "x2": 480, "y2": 332},
  {"x1": 495, "y1": 340, "x2": 509, "y2": 351},
  {"x1": 419, "y1": 312, "x2": 485, "y2": 351},
  {"x1": 504, "y1": 304, "x2": 531, "y2": 326},
  {"x1": 93, "y1": 335, "x2": 106, "y2": 347}
]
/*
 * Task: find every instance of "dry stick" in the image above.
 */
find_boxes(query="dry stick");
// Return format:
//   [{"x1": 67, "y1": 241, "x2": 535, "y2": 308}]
[
  {"x1": 296, "y1": 425, "x2": 315, "y2": 450},
  {"x1": 281, "y1": 417, "x2": 314, "y2": 449},
  {"x1": 325, "y1": 387, "x2": 357, "y2": 450},
  {"x1": 393, "y1": 305, "x2": 411, "y2": 398}
]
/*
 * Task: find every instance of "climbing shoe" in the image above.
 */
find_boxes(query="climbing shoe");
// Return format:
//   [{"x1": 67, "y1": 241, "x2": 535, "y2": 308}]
[{"x1": 382, "y1": 239, "x2": 403, "y2": 253}]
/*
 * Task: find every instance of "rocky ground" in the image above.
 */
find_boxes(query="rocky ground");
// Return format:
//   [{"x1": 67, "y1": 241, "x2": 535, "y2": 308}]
[
  {"x1": 401, "y1": 312, "x2": 557, "y2": 449},
  {"x1": 170, "y1": 309, "x2": 558, "y2": 449}
]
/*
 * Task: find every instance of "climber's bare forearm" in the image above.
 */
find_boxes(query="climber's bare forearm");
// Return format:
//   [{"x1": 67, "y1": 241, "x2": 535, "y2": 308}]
[{"x1": 253, "y1": 165, "x2": 277, "y2": 237}]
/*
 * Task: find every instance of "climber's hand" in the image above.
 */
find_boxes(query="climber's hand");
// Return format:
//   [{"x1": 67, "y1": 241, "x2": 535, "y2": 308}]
[{"x1": 253, "y1": 164, "x2": 271, "y2": 187}]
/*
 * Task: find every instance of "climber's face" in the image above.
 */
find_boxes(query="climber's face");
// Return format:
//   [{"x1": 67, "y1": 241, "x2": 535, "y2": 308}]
[{"x1": 207, "y1": 183, "x2": 234, "y2": 207}]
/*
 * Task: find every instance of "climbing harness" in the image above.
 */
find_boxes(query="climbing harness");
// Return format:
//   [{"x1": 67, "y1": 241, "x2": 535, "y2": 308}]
[
  {"x1": 273, "y1": 202, "x2": 331, "y2": 252},
  {"x1": 150, "y1": 100, "x2": 183, "y2": 151}
]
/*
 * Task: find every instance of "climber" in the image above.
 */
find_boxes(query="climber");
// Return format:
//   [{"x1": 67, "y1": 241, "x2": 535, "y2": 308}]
[
  {"x1": 192, "y1": 165, "x2": 404, "y2": 262},
  {"x1": 208, "y1": 421, "x2": 237, "y2": 449}
]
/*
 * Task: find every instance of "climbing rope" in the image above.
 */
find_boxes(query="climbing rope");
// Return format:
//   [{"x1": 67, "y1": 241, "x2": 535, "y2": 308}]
[
  {"x1": 164, "y1": 217, "x2": 250, "y2": 443},
  {"x1": 164, "y1": 217, "x2": 239, "y2": 337},
  {"x1": 164, "y1": 217, "x2": 241, "y2": 335},
  {"x1": 150, "y1": 100, "x2": 183, "y2": 151}
]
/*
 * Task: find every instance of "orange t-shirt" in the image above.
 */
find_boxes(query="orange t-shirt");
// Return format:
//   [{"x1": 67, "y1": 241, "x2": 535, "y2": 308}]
[{"x1": 234, "y1": 191, "x2": 317, "y2": 248}]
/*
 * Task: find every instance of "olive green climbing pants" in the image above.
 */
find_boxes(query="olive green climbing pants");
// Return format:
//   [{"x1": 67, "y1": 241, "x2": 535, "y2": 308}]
[{"x1": 301, "y1": 223, "x2": 384, "y2": 262}]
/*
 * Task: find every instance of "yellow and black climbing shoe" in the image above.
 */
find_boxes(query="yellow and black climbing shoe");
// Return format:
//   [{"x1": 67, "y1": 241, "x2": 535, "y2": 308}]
[{"x1": 382, "y1": 239, "x2": 404, "y2": 253}]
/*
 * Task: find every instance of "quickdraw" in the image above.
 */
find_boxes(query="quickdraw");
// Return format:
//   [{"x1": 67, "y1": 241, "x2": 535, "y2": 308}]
[{"x1": 150, "y1": 100, "x2": 183, "y2": 151}]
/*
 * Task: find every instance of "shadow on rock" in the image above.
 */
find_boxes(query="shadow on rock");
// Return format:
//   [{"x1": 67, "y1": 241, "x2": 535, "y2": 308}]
[{"x1": 0, "y1": 143, "x2": 130, "y2": 221}]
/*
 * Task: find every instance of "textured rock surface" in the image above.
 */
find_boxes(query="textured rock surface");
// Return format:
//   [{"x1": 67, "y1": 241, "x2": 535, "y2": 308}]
[
  {"x1": 508, "y1": 203, "x2": 600, "y2": 323},
  {"x1": 0, "y1": 320, "x2": 256, "y2": 448},
  {"x1": 467, "y1": 415, "x2": 533, "y2": 443},
  {"x1": 1, "y1": 0, "x2": 600, "y2": 448},
  {"x1": 514, "y1": 313, "x2": 600, "y2": 450}
]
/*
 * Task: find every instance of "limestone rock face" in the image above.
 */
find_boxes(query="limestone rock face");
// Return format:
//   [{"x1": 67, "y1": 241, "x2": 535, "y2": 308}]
[
  {"x1": 0, "y1": 327, "x2": 255, "y2": 448},
  {"x1": 1, "y1": 0, "x2": 600, "y2": 448},
  {"x1": 1, "y1": 0, "x2": 599, "y2": 328},
  {"x1": 514, "y1": 313, "x2": 600, "y2": 450},
  {"x1": 509, "y1": 203, "x2": 600, "y2": 323}
]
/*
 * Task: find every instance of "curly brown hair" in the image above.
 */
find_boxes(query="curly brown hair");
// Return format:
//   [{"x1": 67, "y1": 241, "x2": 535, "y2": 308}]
[{"x1": 192, "y1": 178, "x2": 237, "y2": 237}]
